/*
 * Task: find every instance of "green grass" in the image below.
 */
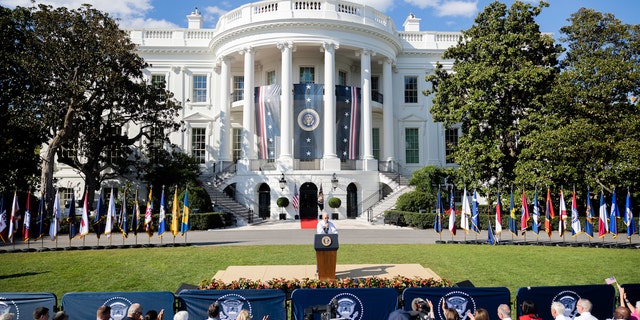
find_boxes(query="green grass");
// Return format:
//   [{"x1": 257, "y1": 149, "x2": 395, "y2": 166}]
[{"x1": 1, "y1": 244, "x2": 638, "y2": 301}]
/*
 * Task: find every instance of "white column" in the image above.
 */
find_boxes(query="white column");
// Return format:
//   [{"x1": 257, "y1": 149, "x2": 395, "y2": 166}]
[
  {"x1": 323, "y1": 42, "x2": 338, "y2": 160},
  {"x1": 382, "y1": 58, "x2": 395, "y2": 162},
  {"x1": 361, "y1": 49, "x2": 374, "y2": 161},
  {"x1": 219, "y1": 56, "x2": 231, "y2": 162},
  {"x1": 241, "y1": 47, "x2": 255, "y2": 160},
  {"x1": 277, "y1": 42, "x2": 293, "y2": 163}
]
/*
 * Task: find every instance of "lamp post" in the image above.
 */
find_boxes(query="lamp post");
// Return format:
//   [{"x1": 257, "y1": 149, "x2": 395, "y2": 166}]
[
  {"x1": 279, "y1": 173, "x2": 287, "y2": 191},
  {"x1": 331, "y1": 173, "x2": 338, "y2": 191}
]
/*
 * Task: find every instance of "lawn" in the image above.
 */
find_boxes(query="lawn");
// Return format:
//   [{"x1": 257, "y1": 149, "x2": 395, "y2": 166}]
[{"x1": 1, "y1": 244, "x2": 638, "y2": 301}]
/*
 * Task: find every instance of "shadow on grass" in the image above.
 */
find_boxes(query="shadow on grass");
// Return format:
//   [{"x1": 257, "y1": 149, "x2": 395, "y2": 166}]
[{"x1": 0, "y1": 271, "x2": 49, "y2": 280}]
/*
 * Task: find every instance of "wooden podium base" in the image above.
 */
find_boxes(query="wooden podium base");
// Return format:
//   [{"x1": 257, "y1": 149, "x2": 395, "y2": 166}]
[{"x1": 316, "y1": 250, "x2": 337, "y2": 280}]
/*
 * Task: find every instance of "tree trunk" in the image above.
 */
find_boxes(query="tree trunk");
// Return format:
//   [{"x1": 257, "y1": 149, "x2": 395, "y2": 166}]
[{"x1": 40, "y1": 135, "x2": 61, "y2": 214}]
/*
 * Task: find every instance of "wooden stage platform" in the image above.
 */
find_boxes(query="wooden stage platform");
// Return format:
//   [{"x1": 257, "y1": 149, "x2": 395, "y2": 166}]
[{"x1": 213, "y1": 264, "x2": 440, "y2": 282}]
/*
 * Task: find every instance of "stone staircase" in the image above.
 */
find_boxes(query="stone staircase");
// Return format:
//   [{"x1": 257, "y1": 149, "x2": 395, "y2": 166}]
[
  {"x1": 359, "y1": 171, "x2": 413, "y2": 224},
  {"x1": 200, "y1": 175, "x2": 255, "y2": 226}
]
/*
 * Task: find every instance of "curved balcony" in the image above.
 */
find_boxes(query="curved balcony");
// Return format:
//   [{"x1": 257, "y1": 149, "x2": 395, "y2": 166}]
[{"x1": 215, "y1": 0, "x2": 396, "y2": 35}]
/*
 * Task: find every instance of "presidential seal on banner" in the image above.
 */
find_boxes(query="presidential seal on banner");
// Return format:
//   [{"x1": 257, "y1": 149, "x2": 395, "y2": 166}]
[
  {"x1": 216, "y1": 293, "x2": 253, "y2": 320},
  {"x1": 439, "y1": 291, "x2": 477, "y2": 320},
  {"x1": 103, "y1": 296, "x2": 134, "y2": 320},
  {"x1": 329, "y1": 293, "x2": 364, "y2": 320},
  {"x1": 0, "y1": 298, "x2": 19, "y2": 319},
  {"x1": 297, "y1": 108, "x2": 320, "y2": 132},
  {"x1": 552, "y1": 290, "x2": 581, "y2": 320}
]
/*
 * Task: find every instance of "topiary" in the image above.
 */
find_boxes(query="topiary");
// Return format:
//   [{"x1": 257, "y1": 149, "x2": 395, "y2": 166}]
[
  {"x1": 328, "y1": 197, "x2": 341, "y2": 209},
  {"x1": 276, "y1": 196, "x2": 289, "y2": 208}
]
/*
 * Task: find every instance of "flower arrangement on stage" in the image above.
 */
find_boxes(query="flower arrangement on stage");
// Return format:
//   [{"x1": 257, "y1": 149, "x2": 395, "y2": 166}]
[{"x1": 200, "y1": 276, "x2": 452, "y2": 292}]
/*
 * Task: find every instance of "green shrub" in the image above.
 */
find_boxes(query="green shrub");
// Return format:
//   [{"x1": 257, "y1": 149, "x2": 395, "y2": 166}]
[
  {"x1": 396, "y1": 191, "x2": 435, "y2": 212},
  {"x1": 276, "y1": 197, "x2": 289, "y2": 207},
  {"x1": 328, "y1": 197, "x2": 341, "y2": 209}
]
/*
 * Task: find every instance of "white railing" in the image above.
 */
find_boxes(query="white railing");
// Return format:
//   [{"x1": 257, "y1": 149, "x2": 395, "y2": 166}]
[{"x1": 215, "y1": 0, "x2": 395, "y2": 34}]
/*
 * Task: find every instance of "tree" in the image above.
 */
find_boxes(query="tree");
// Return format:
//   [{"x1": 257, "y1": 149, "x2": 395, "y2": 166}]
[
  {"x1": 516, "y1": 8, "x2": 640, "y2": 193},
  {"x1": 0, "y1": 6, "x2": 47, "y2": 192},
  {"x1": 12, "y1": 5, "x2": 182, "y2": 209},
  {"x1": 425, "y1": 1, "x2": 561, "y2": 191}
]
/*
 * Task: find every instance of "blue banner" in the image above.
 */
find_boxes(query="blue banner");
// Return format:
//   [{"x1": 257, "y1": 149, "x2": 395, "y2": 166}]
[
  {"x1": 0, "y1": 292, "x2": 57, "y2": 320},
  {"x1": 515, "y1": 285, "x2": 615, "y2": 320},
  {"x1": 177, "y1": 289, "x2": 285, "y2": 320},
  {"x1": 294, "y1": 83, "x2": 323, "y2": 160},
  {"x1": 335, "y1": 85, "x2": 361, "y2": 160},
  {"x1": 291, "y1": 288, "x2": 398, "y2": 320},
  {"x1": 622, "y1": 283, "x2": 640, "y2": 307},
  {"x1": 61, "y1": 292, "x2": 175, "y2": 320},
  {"x1": 402, "y1": 287, "x2": 510, "y2": 320}
]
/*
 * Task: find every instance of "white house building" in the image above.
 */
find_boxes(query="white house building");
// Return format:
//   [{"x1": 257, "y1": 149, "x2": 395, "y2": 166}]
[{"x1": 54, "y1": 0, "x2": 461, "y2": 223}]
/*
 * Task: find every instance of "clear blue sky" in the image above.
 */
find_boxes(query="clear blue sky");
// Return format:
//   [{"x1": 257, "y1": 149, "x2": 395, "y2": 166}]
[{"x1": 1, "y1": 0, "x2": 639, "y2": 39}]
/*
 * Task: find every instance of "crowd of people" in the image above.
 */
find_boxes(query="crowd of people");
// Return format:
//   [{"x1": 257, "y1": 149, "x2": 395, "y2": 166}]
[
  {"x1": 4, "y1": 281, "x2": 638, "y2": 320},
  {"x1": 386, "y1": 296, "x2": 640, "y2": 320}
]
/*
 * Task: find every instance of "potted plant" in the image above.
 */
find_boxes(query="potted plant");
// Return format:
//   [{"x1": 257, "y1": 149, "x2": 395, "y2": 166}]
[
  {"x1": 276, "y1": 197, "x2": 289, "y2": 220},
  {"x1": 328, "y1": 197, "x2": 341, "y2": 220}
]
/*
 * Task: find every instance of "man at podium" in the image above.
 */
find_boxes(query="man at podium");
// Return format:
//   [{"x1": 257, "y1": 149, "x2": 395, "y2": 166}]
[{"x1": 317, "y1": 212, "x2": 338, "y2": 234}]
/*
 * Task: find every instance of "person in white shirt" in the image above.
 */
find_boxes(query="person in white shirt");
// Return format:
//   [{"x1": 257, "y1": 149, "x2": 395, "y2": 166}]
[
  {"x1": 316, "y1": 212, "x2": 338, "y2": 234},
  {"x1": 551, "y1": 302, "x2": 569, "y2": 320},
  {"x1": 575, "y1": 299, "x2": 599, "y2": 320},
  {"x1": 497, "y1": 304, "x2": 512, "y2": 320}
]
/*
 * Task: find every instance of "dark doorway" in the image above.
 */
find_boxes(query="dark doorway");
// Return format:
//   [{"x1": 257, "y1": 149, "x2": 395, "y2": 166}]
[
  {"x1": 299, "y1": 182, "x2": 319, "y2": 220},
  {"x1": 347, "y1": 183, "x2": 358, "y2": 219},
  {"x1": 258, "y1": 183, "x2": 271, "y2": 219}
]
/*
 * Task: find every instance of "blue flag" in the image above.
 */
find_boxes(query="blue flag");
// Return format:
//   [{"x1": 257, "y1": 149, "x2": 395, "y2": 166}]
[
  {"x1": 35, "y1": 194, "x2": 46, "y2": 240},
  {"x1": 158, "y1": 188, "x2": 166, "y2": 236},
  {"x1": 68, "y1": 192, "x2": 76, "y2": 239},
  {"x1": 180, "y1": 190, "x2": 190, "y2": 234},
  {"x1": 487, "y1": 220, "x2": 497, "y2": 245},
  {"x1": 585, "y1": 188, "x2": 594, "y2": 238},
  {"x1": 94, "y1": 189, "x2": 105, "y2": 238},
  {"x1": 434, "y1": 187, "x2": 443, "y2": 234},
  {"x1": 471, "y1": 190, "x2": 480, "y2": 234},
  {"x1": 532, "y1": 189, "x2": 540, "y2": 234},
  {"x1": 610, "y1": 189, "x2": 619, "y2": 238},
  {"x1": 508, "y1": 190, "x2": 518, "y2": 236},
  {"x1": 624, "y1": 190, "x2": 636, "y2": 239}
]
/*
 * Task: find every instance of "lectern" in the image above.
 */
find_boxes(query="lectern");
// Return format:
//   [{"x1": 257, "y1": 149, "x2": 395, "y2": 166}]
[{"x1": 314, "y1": 234, "x2": 339, "y2": 280}]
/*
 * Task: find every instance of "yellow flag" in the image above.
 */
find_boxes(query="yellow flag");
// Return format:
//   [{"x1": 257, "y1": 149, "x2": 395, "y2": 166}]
[{"x1": 170, "y1": 188, "x2": 179, "y2": 236}]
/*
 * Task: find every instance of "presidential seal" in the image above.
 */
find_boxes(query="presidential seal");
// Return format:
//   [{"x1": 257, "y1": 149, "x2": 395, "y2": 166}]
[
  {"x1": 321, "y1": 235, "x2": 332, "y2": 247},
  {"x1": 297, "y1": 109, "x2": 320, "y2": 131},
  {"x1": 329, "y1": 293, "x2": 364, "y2": 320},
  {"x1": 552, "y1": 290, "x2": 581, "y2": 320},
  {"x1": 216, "y1": 293, "x2": 252, "y2": 320},
  {"x1": 0, "y1": 297, "x2": 19, "y2": 319},
  {"x1": 103, "y1": 296, "x2": 134, "y2": 320},
  {"x1": 439, "y1": 291, "x2": 477, "y2": 320}
]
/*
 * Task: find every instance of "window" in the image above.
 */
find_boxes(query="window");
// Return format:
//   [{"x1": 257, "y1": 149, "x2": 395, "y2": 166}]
[
  {"x1": 266, "y1": 71, "x2": 276, "y2": 85},
  {"x1": 338, "y1": 70, "x2": 347, "y2": 86},
  {"x1": 59, "y1": 188, "x2": 74, "y2": 210},
  {"x1": 191, "y1": 127, "x2": 206, "y2": 164},
  {"x1": 445, "y1": 127, "x2": 459, "y2": 164},
  {"x1": 60, "y1": 144, "x2": 76, "y2": 160},
  {"x1": 232, "y1": 128, "x2": 242, "y2": 162},
  {"x1": 300, "y1": 67, "x2": 315, "y2": 83},
  {"x1": 404, "y1": 76, "x2": 418, "y2": 103},
  {"x1": 371, "y1": 76, "x2": 380, "y2": 103},
  {"x1": 148, "y1": 126, "x2": 165, "y2": 160},
  {"x1": 192, "y1": 75, "x2": 207, "y2": 102},
  {"x1": 104, "y1": 126, "x2": 122, "y2": 164},
  {"x1": 151, "y1": 74, "x2": 166, "y2": 100},
  {"x1": 405, "y1": 128, "x2": 419, "y2": 164},
  {"x1": 372, "y1": 128, "x2": 380, "y2": 160},
  {"x1": 233, "y1": 76, "x2": 244, "y2": 102}
]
